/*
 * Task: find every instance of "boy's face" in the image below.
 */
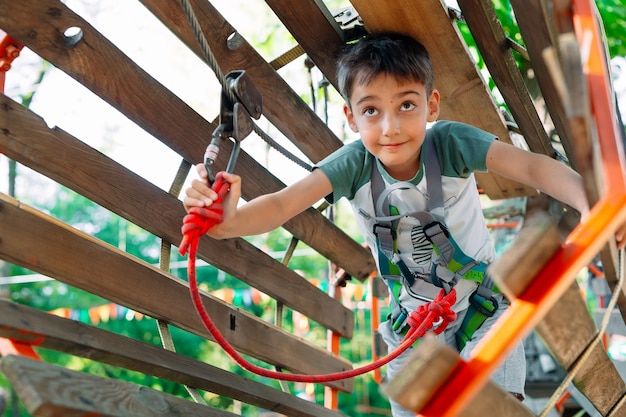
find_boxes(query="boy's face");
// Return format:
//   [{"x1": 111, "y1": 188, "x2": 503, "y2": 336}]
[{"x1": 344, "y1": 73, "x2": 440, "y2": 181}]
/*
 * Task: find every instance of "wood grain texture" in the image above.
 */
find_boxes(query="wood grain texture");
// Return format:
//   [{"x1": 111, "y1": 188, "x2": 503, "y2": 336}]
[
  {"x1": 457, "y1": 0, "x2": 554, "y2": 156},
  {"x1": 384, "y1": 336, "x2": 534, "y2": 416},
  {"x1": 1, "y1": 355, "x2": 239, "y2": 417},
  {"x1": 0, "y1": 93, "x2": 355, "y2": 341},
  {"x1": 0, "y1": 300, "x2": 348, "y2": 417},
  {"x1": 537, "y1": 284, "x2": 626, "y2": 416},
  {"x1": 0, "y1": 0, "x2": 376, "y2": 282},
  {"x1": 0, "y1": 193, "x2": 353, "y2": 392},
  {"x1": 489, "y1": 212, "x2": 562, "y2": 299},
  {"x1": 510, "y1": 0, "x2": 576, "y2": 163}
]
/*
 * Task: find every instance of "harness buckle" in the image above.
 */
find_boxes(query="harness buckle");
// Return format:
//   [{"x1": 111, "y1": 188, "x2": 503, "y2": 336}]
[
  {"x1": 468, "y1": 290, "x2": 498, "y2": 317},
  {"x1": 373, "y1": 223, "x2": 396, "y2": 240},
  {"x1": 423, "y1": 221, "x2": 450, "y2": 242},
  {"x1": 391, "y1": 307, "x2": 409, "y2": 334},
  {"x1": 429, "y1": 264, "x2": 459, "y2": 290}
]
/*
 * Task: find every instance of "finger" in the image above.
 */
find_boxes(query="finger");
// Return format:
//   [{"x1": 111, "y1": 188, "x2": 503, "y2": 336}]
[{"x1": 195, "y1": 163, "x2": 209, "y2": 180}]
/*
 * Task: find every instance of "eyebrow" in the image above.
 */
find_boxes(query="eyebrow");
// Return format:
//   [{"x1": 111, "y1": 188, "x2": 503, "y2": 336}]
[{"x1": 354, "y1": 89, "x2": 422, "y2": 107}]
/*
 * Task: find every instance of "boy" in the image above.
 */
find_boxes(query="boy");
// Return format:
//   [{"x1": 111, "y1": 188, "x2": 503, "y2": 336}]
[{"x1": 184, "y1": 33, "x2": 623, "y2": 415}]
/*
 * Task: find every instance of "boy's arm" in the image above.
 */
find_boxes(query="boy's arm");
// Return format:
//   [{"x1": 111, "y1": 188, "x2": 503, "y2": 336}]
[
  {"x1": 485, "y1": 140, "x2": 589, "y2": 216},
  {"x1": 486, "y1": 139, "x2": 626, "y2": 250},
  {"x1": 183, "y1": 167, "x2": 333, "y2": 240}
]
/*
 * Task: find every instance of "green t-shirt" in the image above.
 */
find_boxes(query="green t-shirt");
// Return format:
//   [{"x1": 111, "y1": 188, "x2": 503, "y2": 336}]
[{"x1": 316, "y1": 120, "x2": 497, "y2": 310}]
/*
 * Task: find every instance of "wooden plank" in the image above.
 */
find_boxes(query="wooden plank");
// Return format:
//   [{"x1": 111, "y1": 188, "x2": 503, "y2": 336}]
[
  {"x1": 0, "y1": 0, "x2": 376, "y2": 282},
  {"x1": 138, "y1": 0, "x2": 343, "y2": 163},
  {"x1": 490, "y1": 211, "x2": 626, "y2": 414},
  {"x1": 509, "y1": 0, "x2": 577, "y2": 164},
  {"x1": 0, "y1": 299, "x2": 347, "y2": 417},
  {"x1": 536, "y1": 284, "x2": 626, "y2": 416},
  {"x1": 383, "y1": 336, "x2": 534, "y2": 416},
  {"x1": 1, "y1": 355, "x2": 239, "y2": 417},
  {"x1": 544, "y1": 30, "x2": 626, "y2": 326},
  {"x1": 489, "y1": 212, "x2": 563, "y2": 298},
  {"x1": 457, "y1": 0, "x2": 555, "y2": 157},
  {"x1": 383, "y1": 336, "x2": 459, "y2": 412},
  {"x1": 0, "y1": 193, "x2": 354, "y2": 392},
  {"x1": 265, "y1": 0, "x2": 345, "y2": 91},
  {"x1": 530, "y1": 17, "x2": 626, "y2": 413},
  {"x1": 348, "y1": 0, "x2": 536, "y2": 200},
  {"x1": 0, "y1": 94, "x2": 357, "y2": 340}
]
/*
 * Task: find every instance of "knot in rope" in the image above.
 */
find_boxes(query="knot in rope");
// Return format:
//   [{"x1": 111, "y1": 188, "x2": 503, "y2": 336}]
[
  {"x1": 407, "y1": 288, "x2": 457, "y2": 336},
  {"x1": 178, "y1": 172, "x2": 230, "y2": 256}
]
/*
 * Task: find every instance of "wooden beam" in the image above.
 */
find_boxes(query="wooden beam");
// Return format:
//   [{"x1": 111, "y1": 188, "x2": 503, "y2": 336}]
[
  {"x1": 0, "y1": 193, "x2": 353, "y2": 392},
  {"x1": 0, "y1": 300, "x2": 347, "y2": 417},
  {"x1": 264, "y1": 0, "x2": 345, "y2": 90},
  {"x1": 383, "y1": 337, "x2": 534, "y2": 417},
  {"x1": 544, "y1": 31, "x2": 626, "y2": 327},
  {"x1": 0, "y1": 0, "x2": 376, "y2": 281},
  {"x1": 456, "y1": 0, "x2": 555, "y2": 157},
  {"x1": 510, "y1": 0, "x2": 577, "y2": 163},
  {"x1": 489, "y1": 212, "x2": 563, "y2": 298},
  {"x1": 138, "y1": 0, "x2": 343, "y2": 163},
  {"x1": 536, "y1": 284, "x2": 626, "y2": 416},
  {"x1": 348, "y1": 0, "x2": 536, "y2": 200},
  {"x1": 1, "y1": 355, "x2": 239, "y2": 417},
  {"x1": 490, "y1": 212, "x2": 626, "y2": 415},
  {"x1": 0, "y1": 93, "x2": 356, "y2": 340}
]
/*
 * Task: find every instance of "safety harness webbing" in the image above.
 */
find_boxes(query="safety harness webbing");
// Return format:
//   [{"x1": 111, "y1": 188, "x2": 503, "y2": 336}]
[{"x1": 368, "y1": 130, "x2": 497, "y2": 351}]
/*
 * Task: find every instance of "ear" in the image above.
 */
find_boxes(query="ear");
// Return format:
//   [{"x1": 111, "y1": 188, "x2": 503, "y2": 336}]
[
  {"x1": 427, "y1": 89, "x2": 441, "y2": 122},
  {"x1": 344, "y1": 103, "x2": 359, "y2": 132}
]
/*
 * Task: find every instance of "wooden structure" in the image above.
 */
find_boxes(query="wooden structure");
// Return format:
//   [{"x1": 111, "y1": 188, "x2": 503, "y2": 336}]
[{"x1": 0, "y1": 0, "x2": 625, "y2": 416}]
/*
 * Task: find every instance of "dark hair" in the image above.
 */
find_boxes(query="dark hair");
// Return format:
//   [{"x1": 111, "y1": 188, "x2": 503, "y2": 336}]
[{"x1": 336, "y1": 33, "x2": 434, "y2": 105}]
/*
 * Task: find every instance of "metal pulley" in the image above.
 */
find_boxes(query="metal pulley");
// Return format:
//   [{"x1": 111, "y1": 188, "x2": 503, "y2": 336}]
[{"x1": 205, "y1": 70, "x2": 262, "y2": 182}]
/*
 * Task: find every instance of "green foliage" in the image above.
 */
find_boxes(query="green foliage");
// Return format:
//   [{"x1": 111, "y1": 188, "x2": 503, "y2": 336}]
[{"x1": 597, "y1": 0, "x2": 626, "y2": 58}]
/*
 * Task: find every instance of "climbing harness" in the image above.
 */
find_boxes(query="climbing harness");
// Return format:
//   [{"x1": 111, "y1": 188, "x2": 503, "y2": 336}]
[{"x1": 364, "y1": 130, "x2": 498, "y2": 351}]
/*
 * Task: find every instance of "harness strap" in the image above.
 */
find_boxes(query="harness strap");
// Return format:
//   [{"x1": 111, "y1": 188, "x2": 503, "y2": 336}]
[{"x1": 368, "y1": 129, "x2": 498, "y2": 349}]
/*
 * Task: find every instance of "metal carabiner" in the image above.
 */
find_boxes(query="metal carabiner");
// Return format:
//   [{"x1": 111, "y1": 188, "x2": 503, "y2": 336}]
[{"x1": 204, "y1": 70, "x2": 262, "y2": 184}]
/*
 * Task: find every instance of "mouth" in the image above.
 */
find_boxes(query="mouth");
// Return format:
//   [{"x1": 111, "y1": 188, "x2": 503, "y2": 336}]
[{"x1": 381, "y1": 142, "x2": 405, "y2": 150}]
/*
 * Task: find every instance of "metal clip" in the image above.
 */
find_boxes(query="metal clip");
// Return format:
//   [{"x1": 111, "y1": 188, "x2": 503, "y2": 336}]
[{"x1": 205, "y1": 70, "x2": 263, "y2": 183}]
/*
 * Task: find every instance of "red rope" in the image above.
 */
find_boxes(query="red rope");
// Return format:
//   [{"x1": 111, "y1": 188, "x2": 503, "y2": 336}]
[{"x1": 179, "y1": 172, "x2": 457, "y2": 382}]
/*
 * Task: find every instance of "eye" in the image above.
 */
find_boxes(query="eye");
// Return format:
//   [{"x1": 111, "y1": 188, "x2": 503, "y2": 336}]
[
  {"x1": 400, "y1": 102, "x2": 416, "y2": 111},
  {"x1": 362, "y1": 107, "x2": 379, "y2": 117}
]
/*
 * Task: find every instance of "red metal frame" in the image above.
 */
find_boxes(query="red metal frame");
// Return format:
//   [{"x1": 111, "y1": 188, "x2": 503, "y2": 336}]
[{"x1": 417, "y1": 0, "x2": 626, "y2": 415}]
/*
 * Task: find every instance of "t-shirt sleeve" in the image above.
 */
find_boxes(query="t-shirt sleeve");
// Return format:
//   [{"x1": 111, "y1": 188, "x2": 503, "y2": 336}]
[
  {"x1": 432, "y1": 121, "x2": 497, "y2": 177},
  {"x1": 314, "y1": 140, "x2": 371, "y2": 203}
]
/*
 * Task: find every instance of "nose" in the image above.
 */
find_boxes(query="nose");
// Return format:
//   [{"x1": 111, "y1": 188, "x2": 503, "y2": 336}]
[{"x1": 381, "y1": 113, "x2": 400, "y2": 136}]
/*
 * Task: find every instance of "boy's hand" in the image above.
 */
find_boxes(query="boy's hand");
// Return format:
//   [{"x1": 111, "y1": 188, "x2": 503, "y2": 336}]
[
  {"x1": 182, "y1": 164, "x2": 242, "y2": 239},
  {"x1": 183, "y1": 165, "x2": 238, "y2": 209}
]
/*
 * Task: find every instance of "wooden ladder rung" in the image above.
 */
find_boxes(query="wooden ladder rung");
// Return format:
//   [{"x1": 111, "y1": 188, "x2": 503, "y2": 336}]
[{"x1": 383, "y1": 336, "x2": 534, "y2": 416}]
